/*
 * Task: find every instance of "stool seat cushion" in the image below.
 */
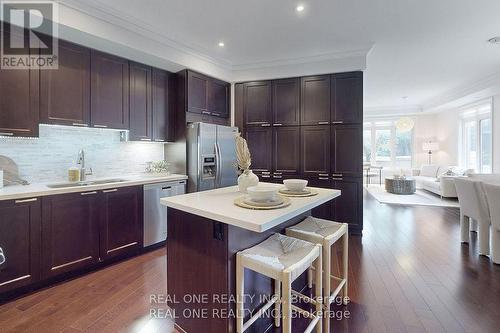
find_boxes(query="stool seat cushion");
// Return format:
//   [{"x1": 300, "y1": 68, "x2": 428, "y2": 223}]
[
  {"x1": 288, "y1": 216, "x2": 347, "y2": 244},
  {"x1": 239, "y1": 233, "x2": 317, "y2": 280}
]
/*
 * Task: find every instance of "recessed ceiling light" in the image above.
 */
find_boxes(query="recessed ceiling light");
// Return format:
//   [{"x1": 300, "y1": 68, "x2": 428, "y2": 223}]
[
  {"x1": 402, "y1": 96, "x2": 409, "y2": 100},
  {"x1": 296, "y1": 5, "x2": 305, "y2": 12},
  {"x1": 218, "y1": 42, "x2": 225, "y2": 47},
  {"x1": 488, "y1": 37, "x2": 500, "y2": 44}
]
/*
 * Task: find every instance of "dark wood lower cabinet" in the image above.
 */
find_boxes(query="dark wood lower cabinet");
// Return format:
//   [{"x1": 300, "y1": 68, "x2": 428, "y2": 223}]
[
  {"x1": 41, "y1": 191, "x2": 100, "y2": 278},
  {"x1": 0, "y1": 198, "x2": 41, "y2": 294},
  {"x1": 99, "y1": 186, "x2": 143, "y2": 260},
  {"x1": 332, "y1": 177, "x2": 363, "y2": 234}
]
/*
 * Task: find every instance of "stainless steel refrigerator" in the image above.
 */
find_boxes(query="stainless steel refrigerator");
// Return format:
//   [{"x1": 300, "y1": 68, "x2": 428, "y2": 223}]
[{"x1": 187, "y1": 122, "x2": 239, "y2": 193}]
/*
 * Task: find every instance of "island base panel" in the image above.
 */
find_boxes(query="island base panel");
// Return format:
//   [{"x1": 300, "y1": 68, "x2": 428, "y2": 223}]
[{"x1": 167, "y1": 208, "x2": 309, "y2": 333}]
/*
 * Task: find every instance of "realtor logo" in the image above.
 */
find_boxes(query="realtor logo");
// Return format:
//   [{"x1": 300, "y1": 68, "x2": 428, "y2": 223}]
[{"x1": 1, "y1": 1, "x2": 58, "y2": 69}]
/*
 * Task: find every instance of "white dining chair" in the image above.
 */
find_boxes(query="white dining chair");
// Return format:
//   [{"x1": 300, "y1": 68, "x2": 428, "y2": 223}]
[
  {"x1": 482, "y1": 183, "x2": 500, "y2": 264},
  {"x1": 454, "y1": 178, "x2": 490, "y2": 256}
]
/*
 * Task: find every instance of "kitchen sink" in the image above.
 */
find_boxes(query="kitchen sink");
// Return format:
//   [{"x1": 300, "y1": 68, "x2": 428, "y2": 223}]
[{"x1": 46, "y1": 178, "x2": 128, "y2": 189}]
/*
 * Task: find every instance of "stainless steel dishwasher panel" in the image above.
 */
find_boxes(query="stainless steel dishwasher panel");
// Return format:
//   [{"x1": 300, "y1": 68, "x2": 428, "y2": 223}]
[{"x1": 143, "y1": 180, "x2": 186, "y2": 247}]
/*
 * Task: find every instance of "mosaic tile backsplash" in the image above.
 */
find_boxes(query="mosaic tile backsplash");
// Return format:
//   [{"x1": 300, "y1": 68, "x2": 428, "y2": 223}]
[{"x1": 0, "y1": 125, "x2": 165, "y2": 183}]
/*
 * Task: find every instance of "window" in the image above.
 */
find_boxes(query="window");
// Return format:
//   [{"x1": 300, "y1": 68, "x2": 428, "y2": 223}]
[
  {"x1": 460, "y1": 101, "x2": 492, "y2": 173},
  {"x1": 363, "y1": 119, "x2": 414, "y2": 168}
]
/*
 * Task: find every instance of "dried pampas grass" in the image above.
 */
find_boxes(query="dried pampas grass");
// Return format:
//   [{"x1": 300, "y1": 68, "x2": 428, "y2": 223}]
[{"x1": 235, "y1": 133, "x2": 251, "y2": 171}]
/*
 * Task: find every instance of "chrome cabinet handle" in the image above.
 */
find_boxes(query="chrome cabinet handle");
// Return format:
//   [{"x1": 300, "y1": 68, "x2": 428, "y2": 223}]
[
  {"x1": 154, "y1": 139, "x2": 165, "y2": 142},
  {"x1": 260, "y1": 123, "x2": 271, "y2": 127},
  {"x1": 202, "y1": 111, "x2": 211, "y2": 115},
  {"x1": 102, "y1": 189, "x2": 118, "y2": 193},
  {"x1": 317, "y1": 121, "x2": 329, "y2": 125},
  {"x1": 273, "y1": 175, "x2": 283, "y2": 179},
  {"x1": 211, "y1": 112, "x2": 221, "y2": 117},
  {"x1": 80, "y1": 191, "x2": 97, "y2": 196},
  {"x1": 72, "y1": 123, "x2": 88, "y2": 127},
  {"x1": 261, "y1": 175, "x2": 271, "y2": 178},
  {"x1": 332, "y1": 178, "x2": 343, "y2": 181},
  {"x1": 0, "y1": 132, "x2": 14, "y2": 136},
  {"x1": 93, "y1": 124, "x2": 108, "y2": 128},
  {"x1": 319, "y1": 173, "x2": 329, "y2": 177},
  {"x1": 331, "y1": 121, "x2": 344, "y2": 124},
  {"x1": 15, "y1": 198, "x2": 37, "y2": 204},
  {"x1": 318, "y1": 177, "x2": 330, "y2": 180},
  {"x1": 140, "y1": 138, "x2": 152, "y2": 141},
  {"x1": 273, "y1": 123, "x2": 283, "y2": 126},
  {"x1": 332, "y1": 173, "x2": 343, "y2": 177},
  {"x1": 0, "y1": 247, "x2": 5, "y2": 265}
]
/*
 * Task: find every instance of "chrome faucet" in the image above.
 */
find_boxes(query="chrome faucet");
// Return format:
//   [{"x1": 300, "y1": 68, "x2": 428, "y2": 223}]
[{"x1": 77, "y1": 149, "x2": 93, "y2": 181}]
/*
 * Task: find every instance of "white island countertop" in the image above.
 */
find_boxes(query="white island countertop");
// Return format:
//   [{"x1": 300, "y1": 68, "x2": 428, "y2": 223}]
[{"x1": 161, "y1": 183, "x2": 341, "y2": 233}]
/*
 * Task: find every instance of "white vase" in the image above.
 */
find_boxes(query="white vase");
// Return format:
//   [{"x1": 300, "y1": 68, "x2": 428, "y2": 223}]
[{"x1": 238, "y1": 170, "x2": 259, "y2": 193}]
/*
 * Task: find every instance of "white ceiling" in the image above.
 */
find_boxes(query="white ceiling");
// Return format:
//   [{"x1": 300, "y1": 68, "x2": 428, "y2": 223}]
[{"x1": 66, "y1": 0, "x2": 500, "y2": 111}]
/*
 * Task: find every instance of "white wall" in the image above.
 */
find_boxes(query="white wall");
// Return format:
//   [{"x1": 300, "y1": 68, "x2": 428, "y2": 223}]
[
  {"x1": 0, "y1": 125, "x2": 164, "y2": 183},
  {"x1": 494, "y1": 94, "x2": 500, "y2": 173}
]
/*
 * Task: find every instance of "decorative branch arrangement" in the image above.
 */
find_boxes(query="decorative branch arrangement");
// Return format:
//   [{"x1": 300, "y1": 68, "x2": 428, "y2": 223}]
[{"x1": 235, "y1": 133, "x2": 252, "y2": 172}]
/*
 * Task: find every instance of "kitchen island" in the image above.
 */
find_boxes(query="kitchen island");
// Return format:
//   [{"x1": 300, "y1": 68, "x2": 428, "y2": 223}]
[{"x1": 160, "y1": 183, "x2": 340, "y2": 333}]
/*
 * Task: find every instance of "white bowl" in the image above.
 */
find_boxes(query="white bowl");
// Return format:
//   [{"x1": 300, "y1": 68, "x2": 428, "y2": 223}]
[
  {"x1": 246, "y1": 186, "x2": 278, "y2": 202},
  {"x1": 283, "y1": 179, "x2": 308, "y2": 192}
]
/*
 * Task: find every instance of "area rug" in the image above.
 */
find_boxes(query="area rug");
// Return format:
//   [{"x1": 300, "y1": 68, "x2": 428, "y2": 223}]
[{"x1": 365, "y1": 185, "x2": 460, "y2": 208}]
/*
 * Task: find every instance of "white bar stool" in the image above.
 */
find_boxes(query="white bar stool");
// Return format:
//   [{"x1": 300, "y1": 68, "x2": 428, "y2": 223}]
[
  {"x1": 236, "y1": 233, "x2": 323, "y2": 333},
  {"x1": 286, "y1": 216, "x2": 349, "y2": 333}
]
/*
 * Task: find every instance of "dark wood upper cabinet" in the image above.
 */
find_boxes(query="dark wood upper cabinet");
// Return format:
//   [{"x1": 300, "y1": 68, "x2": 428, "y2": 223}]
[
  {"x1": 243, "y1": 81, "x2": 272, "y2": 126},
  {"x1": 0, "y1": 26, "x2": 39, "y2": 137},
  {"x1": 129, "y1": 62, "x2": 152, "y2": 141},
  {"x1": 331, "y1": 124, "x2": 363, "y2": 177},
  {"x1": 41, "y1": 191, "x2": 100, "y2": 279},
  {"x1": 152, "y1": 68, "x2": 173, "y2": 142},
  {"x1": 40, "y1": 40, "x2": 90, "y2": 127},
  {"x1": 301, "y1": 125, "x2": 330, "y2": 176},
  {"x1": 100, "y1": 186, "x2": 143, "y2": 260},
  {"x1": 272, "y1": 78, "x2": 299, "y2": 126},
  {"x1": 245, "y1": 126, "x2": 272, "y2": 173},
  {"x1": 187, "y1": 71, "x2": 209, "y2": 114},
  {"x1": 273, "y1": 126, "x2": 300, "y2": 175},
  {"x1": 331, "y1": 72, "x2": 363, "y2": 124},
  {"x1": 0, "y1": 198, "x2": 41, "y2": 294},
  {"x1": 208, "y1": 78, "x2": 229, "y2": 118},
  {"x1": 300, "y1": 75, "x2": 330, "y2": 125},
  {"x1": 90, "y1": 51, "x2": 129, "y2": 129}
]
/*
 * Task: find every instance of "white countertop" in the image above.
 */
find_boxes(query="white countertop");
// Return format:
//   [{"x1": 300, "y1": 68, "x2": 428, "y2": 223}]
[
  {"x1": 160, "y1": 183, "x2": 341, "y2": 233},
  {"x1": 0, "y1": 174, "x2": 188, "y2": 201}
]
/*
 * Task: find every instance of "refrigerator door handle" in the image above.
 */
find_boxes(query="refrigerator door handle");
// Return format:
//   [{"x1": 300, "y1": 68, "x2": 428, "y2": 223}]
[{"x1": 215, "y1": 142, "x2": 221, "y2": 187}]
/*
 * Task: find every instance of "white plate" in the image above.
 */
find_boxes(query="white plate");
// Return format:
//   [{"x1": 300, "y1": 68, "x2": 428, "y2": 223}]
[{"x1": 243, "y1": 195, "x2": 284, "y2": 207}]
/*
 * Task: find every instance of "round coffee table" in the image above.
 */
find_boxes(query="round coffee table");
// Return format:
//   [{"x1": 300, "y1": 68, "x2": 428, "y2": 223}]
[{"x1": 385, "y1": 177, "x2": 416, "y2": 195}]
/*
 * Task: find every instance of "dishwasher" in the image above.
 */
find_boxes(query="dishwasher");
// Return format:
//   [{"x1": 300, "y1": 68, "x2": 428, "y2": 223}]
[{"x1": 143, "y1": 180, "x2": 186, "y2": 247}]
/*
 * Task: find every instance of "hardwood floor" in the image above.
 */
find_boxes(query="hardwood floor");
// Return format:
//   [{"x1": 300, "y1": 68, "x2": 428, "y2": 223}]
[{"x1": 1, "y1": 192, "x2": 499, "y2": 332}]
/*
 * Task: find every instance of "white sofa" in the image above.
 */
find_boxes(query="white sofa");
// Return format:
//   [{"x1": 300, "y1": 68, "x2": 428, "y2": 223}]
[{"x1": 412, "y1": 165, "x2": 465, "y2": 198}]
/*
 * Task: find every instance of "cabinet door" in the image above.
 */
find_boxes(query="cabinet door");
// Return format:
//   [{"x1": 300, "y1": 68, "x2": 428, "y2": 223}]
[
  {"x1": 100, "y1": 186, "x2": 143, "y2": 260},
  {"x1": 0, "y1": 198, "x2": 41, "y2": 293},
  {"x1": 273, "y1": 126, "x2": 300, "y2": 176},
  {"x1": 41, "y1": 191, "x2": 100, "y2": 278},
  {"x1": 272, "y1": 78, "x2": 299, "y2": 126},
  {"x1": 301, "y1": 125, "x2": 330, "y2": 177},
  {"x1": 0, "y1": 26, "x2": 39, "y2": 137},
  {"x1": 307, "y1": 177, "x2": 334, "y2": 220},
  {"x1": 245, "y1": 126, "x2": 272, "y2": 173},
  {"x1": 40, "y1": 40, "x2": 90, "y2": 127},
  {"x1": 208, "y1": 78, "x2": 229, "y2": 118},
  {"x1": 90, "y1": 51, "x2": 129, "y2": 129},
  {"x1": 331, "y1": 124, "x2": 363, "y2": 177},
  {"x1": 331, "y1": 177, "x2": 363, "y2": 233},
  {"x1": 331, "y1": 72, "x2": 363, "y2": 124},
  {"x1": 129, "y1": 62, "x2": 152, "y2": 141},
  {"x1": 187, "y1": 71, "x2": 209, "y2": 114},
  {"x1": 152, "y1": 68, "x2": 172, "y2": 142},
  {"x1": 300, "y1": 75, "x2": 330, "y2": 125},
  {"x1": 243, "y1": 81, "x2": 272, "y2": 126}
]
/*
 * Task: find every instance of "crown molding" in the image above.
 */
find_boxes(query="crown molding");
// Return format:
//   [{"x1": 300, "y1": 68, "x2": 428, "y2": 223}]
[
  {"x1": 422, "y1": 70, "x2": 500, "y2": 112},
  {"x1": 59, "y1": 0, "x2": 233, "y2": 70},
  {"x1": 364, "y1": 105, "x2": 423, "y2": 117},
  {"x1": 232, "y1": 47, "x2": 372, "y2": 71}
]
